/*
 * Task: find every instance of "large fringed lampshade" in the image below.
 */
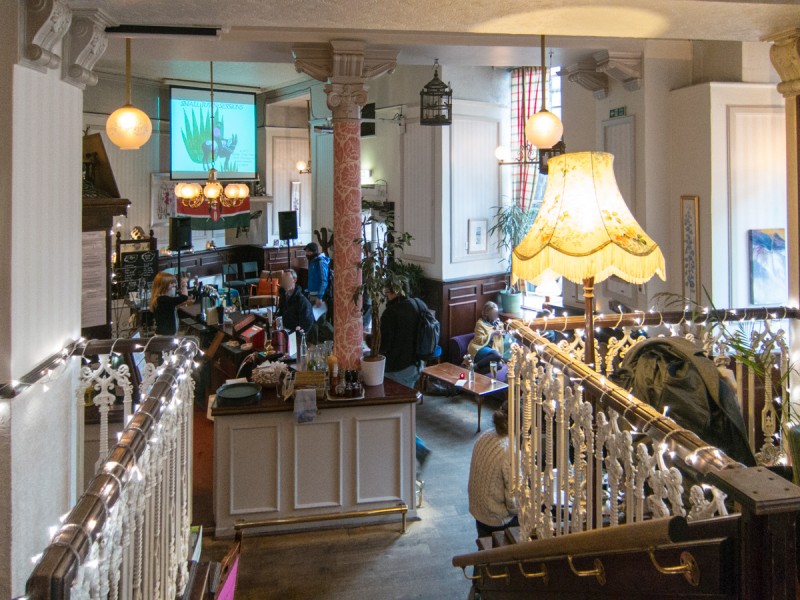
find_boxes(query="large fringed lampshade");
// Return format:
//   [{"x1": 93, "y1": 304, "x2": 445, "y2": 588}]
[{"x1": 512, "y1": 151, "x2": 665, "y2": 367}]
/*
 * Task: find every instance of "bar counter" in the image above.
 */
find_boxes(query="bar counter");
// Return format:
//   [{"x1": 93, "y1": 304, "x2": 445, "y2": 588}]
[{"x1": 211, "y1": 378, "x2": 419, "y2": 537}]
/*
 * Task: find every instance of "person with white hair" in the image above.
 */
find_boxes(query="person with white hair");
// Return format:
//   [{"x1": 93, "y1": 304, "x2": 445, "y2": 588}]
[{"x1": 467, "y1": 301, "x2": 505, "y2": 373}]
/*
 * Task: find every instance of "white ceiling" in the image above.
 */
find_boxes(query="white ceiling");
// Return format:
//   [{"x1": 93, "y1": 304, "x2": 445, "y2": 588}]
[{"x1": 80, "y1": 0, "x2": 800, "y2": 89}]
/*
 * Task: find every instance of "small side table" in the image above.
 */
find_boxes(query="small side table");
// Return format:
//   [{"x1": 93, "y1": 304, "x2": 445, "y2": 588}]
[{"x1": 420, "y1": 363, "x2": 508, "y2": 433}]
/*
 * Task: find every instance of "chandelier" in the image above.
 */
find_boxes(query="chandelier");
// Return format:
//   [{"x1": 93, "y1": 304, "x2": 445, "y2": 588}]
[{"x1": 174, "y1": 62, "x2": 249, "y2": 217}]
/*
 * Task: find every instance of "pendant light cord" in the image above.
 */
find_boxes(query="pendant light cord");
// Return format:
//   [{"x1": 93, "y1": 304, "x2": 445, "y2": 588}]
[
  {"x1": 540, "y1": 34, "x2": 547, "y2": 112},
  {"x1": 210, "y1": 61, "x2": 215, "y2": 167},
  {"x1": 125, "y1": 38, "x2": 132, "y2": 105}
]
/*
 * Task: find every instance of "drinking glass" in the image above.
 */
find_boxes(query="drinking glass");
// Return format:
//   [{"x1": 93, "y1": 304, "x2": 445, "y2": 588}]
[{"x1": 489, "y1": 361, "x2": 498, "y2": 384}]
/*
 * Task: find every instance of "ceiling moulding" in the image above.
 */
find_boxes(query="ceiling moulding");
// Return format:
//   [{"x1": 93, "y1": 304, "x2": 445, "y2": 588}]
[
  {"x1": 19, "y1": 0, "x2": 72, "y2": 72},
  {"x1": 62, "y1": 9, "x2": 116, "y2": 89},
  {"x1": 559, "y1": 59, "x2": 609, "y2": 100},
  {"x1": 593, "y1": 50, "x2": 643, "y2": 92}
]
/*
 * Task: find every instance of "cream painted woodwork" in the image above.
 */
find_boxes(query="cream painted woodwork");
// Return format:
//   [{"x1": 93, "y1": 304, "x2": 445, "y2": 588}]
[
  {"x1": 402, "y1": 122, "x2": 436, "y2": 263},
  {"x1": 669, "y1": 82, "x2": 785, "y2": 307},
  {"x1": 602, "y1": 115, "x2": 636, "y2": 213},
  {"x1": 728, "y1": 105, "x2": 787, "y2": 307},
  {"x1": 213, "y1": 401, "x2": 416, "y2": 538},
  {"x1": 449, "y1": 115, "x2": 502, "y2": 265},
  {"x1": 265, "y1": 127, "x2": 312, "y2": 239}
]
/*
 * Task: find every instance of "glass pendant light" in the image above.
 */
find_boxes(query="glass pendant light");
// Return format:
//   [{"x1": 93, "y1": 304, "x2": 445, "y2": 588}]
[{"x1": 106, "y1": 38, "x2": 152, "y2": 150}]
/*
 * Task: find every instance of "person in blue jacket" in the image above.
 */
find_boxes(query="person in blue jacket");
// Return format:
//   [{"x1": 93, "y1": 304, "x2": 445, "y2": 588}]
[{"x1": 304, "y1": 242, "x2": 330, "y2": 307}]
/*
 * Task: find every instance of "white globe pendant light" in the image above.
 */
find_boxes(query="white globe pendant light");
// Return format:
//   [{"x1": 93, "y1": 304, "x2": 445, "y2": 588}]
[
  {"x1": 106, "y1": 39, "x2": 152, "y2": 150},
  {"x1": 525, "y1": 35, "x2": 563, "y2": 150}
]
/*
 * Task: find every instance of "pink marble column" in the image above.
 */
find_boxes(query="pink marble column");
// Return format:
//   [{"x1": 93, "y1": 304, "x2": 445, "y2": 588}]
[
  {"x1": 331, "y1": 118, "x2": 364, "y2": 369},
  {"x1": 292, "y1": 41, "x2": 397, "y2": 370}
]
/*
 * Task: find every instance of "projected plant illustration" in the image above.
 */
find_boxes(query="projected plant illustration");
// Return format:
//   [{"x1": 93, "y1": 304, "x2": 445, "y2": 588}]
[{"x1": 181, "y1": 108, "x2": 238, "y2": 172}]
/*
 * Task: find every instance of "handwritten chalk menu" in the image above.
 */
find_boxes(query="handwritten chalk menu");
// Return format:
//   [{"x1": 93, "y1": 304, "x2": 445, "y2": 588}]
[
  {"x1": 82, "y1": 231, "x2": 108, "y2": 328},
  {"x1": 118, "y1": 250, "x2": 158, "y2": 292}
]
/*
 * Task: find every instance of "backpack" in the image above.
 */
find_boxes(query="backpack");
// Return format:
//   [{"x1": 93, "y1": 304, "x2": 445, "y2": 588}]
[{"x1": 412, "y1": 298, "x2": 440, "y2": 360}]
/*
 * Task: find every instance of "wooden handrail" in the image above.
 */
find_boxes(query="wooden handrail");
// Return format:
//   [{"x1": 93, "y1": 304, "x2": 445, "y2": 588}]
[
  {"x1": 452, "y1": 515, "x2": 735, "y2": 569},
  {"x1": 25, "y1": 337, "x2": 200, "y2": 599},
  {"x1": 512, "y1": 306, "x2": 799, "y2": 332}
]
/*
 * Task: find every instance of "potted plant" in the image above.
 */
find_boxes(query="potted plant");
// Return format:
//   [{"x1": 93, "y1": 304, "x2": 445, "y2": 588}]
[
  {"x1": 354, "y1": 201, "x2": 414, "y2": 385},
  {"x1": 488, "y1": 198, "x2": 538, "y2": 314}
]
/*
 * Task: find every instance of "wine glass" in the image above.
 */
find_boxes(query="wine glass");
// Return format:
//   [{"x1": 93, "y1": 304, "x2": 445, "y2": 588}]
[{"x1": 489, "y1": 361, "x2": 498, "y2": 384}]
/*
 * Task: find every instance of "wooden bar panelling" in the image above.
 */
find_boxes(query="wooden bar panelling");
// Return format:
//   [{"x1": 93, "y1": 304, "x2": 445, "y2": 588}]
[
  {"x1": 421, "y1": 273, "x2": 506, "y2": 350},
  {"x1": 158, "y1": 245, "x2": 308, "y2": 280}
]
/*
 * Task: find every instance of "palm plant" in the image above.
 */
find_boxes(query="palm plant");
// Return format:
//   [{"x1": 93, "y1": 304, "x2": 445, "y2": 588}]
[
  {"x1": 353, "y1": 202, "x2": 413, "y2": 359},
  {"x1": 487, "y1": 198, "x2": 538, "y2": 292}
]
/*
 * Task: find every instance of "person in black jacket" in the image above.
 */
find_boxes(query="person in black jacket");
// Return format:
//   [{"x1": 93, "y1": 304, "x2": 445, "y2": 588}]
[
  {"x1": 380, "y1": 287, "x2": 421, "y2": 389},
  {"x1": 149, "y1": 271, "x2": 190, "y2": 335},
  {"x1": 277, "y1": 269, "x2": 315, "y2": 341}
]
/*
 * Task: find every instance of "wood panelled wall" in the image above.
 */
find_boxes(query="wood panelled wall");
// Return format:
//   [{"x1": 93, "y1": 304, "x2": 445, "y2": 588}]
[{"x1": 420, "y1": 273, "x2": 507, "y2": 351}]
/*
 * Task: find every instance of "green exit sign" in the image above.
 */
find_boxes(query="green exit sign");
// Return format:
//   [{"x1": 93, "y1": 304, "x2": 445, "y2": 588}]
[{"x1": 609, "y1": 106, "x2": 627, "y2": 118}]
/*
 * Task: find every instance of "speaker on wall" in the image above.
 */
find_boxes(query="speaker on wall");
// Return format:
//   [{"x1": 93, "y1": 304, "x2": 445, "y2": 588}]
[
  {"x1": 169, "y1": 216, "x2": 192, "y2": 251},
  {"x1": 278, "y1": 211, "x2": 298, "y2": 241}
]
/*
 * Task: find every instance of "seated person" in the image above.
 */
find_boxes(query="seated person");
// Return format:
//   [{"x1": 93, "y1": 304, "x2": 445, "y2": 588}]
[
  {"x1": 276, "y1": 269, "x2": 316, "y2": 344},
  {"x1": 467, "y1": 301, "x2": 505, "y2": 373},
  {"x1": 468, "y1": 401, "x2": 518, "y2": 538}
]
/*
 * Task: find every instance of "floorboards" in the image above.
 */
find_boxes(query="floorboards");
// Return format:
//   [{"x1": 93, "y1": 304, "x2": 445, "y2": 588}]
[{"x1": 197, "y1": 391, "x2": 505, "y2": 599}]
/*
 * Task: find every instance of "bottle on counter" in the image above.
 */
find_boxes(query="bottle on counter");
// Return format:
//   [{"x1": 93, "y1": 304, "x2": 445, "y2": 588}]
[
  {"x1": 297, "y1": 330, "x2": 308, "y2": 371},
  {"x1": 327, "y1": 354, "x2": 339, "y2": 390}
]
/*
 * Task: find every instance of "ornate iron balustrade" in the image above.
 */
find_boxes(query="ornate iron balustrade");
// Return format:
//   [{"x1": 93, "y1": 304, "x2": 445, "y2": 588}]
[{"x1": 25, "y1": 337, "x2": 199, "y2": 600}]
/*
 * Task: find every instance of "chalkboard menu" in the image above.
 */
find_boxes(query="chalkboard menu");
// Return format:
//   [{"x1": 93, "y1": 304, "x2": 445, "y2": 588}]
[{"x1": 117, "y1": 250, "x2": 158, "y2": 293}]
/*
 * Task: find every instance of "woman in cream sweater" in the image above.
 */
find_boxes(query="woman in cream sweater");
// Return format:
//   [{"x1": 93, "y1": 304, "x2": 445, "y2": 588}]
[{"x1": 467, "y1": 401, "x2": 517, "y2": 538}]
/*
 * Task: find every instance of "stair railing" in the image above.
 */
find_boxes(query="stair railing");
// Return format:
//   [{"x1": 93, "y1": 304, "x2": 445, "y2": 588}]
[
  {"x1": 455, "y1": 325, "x2": 800, "y2": 598},
  {"x1": 510, "y1": 306, "x2": 797, "y2": 467},
  {"x1": 25, "y1": 337, "x2": 199, "y2": 600}
]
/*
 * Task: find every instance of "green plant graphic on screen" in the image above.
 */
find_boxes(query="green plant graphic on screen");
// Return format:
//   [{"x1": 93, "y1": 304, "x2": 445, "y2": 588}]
[{"x1": 181, "y1": 108, "x2": 239, "y2": 172}]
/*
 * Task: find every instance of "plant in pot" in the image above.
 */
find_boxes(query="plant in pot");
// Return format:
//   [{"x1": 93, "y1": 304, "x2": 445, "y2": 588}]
[
  {"x1": 487, "y1": 197, "x2": 538, "y2": 315},
  {"x1": 354, "y1": 201, "x2": 414, "y2": 386}
]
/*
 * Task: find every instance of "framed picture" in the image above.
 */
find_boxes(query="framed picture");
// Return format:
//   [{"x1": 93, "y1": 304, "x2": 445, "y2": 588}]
[
  {"x1": 468, "y1": 219, "x2": 488, "y2": 254},
  {"x1": 151, "y1": 173, "x2": 177, "y2": 226},
  {"x1": 290, "y1": 181, "x2": 301, "y2": 226},
  {"x1": 680, "y1": 195, "x2": 700, "y2": 304},
  {"x1": 749, "y1": 228, "x2": 787, "y2": 305}
]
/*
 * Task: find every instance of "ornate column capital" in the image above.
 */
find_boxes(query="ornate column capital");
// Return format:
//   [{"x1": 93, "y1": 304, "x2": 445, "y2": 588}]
[
  {"x1": 324, "y1": 82, "x2": 368, "y2": 120},
  {"x1": 61, "y1": 9, "x2": 116, "y2": 89},
  {"x1": 764, "y1": 29, "x2": 800, "y2": 98},
  {"x1": 293, "y1": 40, "x2": 398, "y2": 85},
  {"x1": 559, "y1": 59, "x2": 609, "y2": 100},
  {"x1": 593, "y1": 50, "x2": 642, "y2": 92}
]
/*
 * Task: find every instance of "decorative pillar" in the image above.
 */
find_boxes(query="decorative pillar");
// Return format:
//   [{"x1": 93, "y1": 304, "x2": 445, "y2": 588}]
[
  {"x1": 293, "y1": 41, "x2": 397, "y2": 369},
  {"x1": 765, "y1": 29, "x2": 800, "y2": 419}
]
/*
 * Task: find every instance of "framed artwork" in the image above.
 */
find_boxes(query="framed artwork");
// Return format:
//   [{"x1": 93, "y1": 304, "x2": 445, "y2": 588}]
[
  {"x1": 468, "y1": 219, "x2": 488, "y2": 254},
  {"x1": 290, "y1": 181, "x2": 301, "y2": 226},
  {"x1": 749, "y1": 228, "x2": 787, "y2": 305},
  {"x1": 680, "y1": 195, "x2": 700, "y2": 304},
  {"x1": 151, "y1": 173, "x2": 177, "y2": 226}
]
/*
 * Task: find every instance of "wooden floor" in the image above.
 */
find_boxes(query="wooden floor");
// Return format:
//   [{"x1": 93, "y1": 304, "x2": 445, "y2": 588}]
[{"x1": 199, "y1": 390, "x2": 506, "y2": 599}]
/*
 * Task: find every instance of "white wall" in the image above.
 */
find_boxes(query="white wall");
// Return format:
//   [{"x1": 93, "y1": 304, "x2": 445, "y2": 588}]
[
  {"x1": 670, "y1": 82, "x2": 785, "y2": 307},
  {"x1": 1, "y1": 14, "x2": 83, "y2": 592}
]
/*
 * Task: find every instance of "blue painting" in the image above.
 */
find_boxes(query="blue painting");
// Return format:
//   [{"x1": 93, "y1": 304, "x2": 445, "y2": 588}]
[{"x1": 749, "y1": 228, "x2": 786, "y2": 305}]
